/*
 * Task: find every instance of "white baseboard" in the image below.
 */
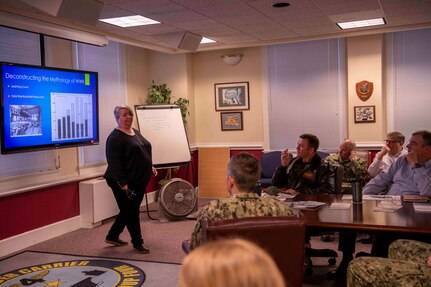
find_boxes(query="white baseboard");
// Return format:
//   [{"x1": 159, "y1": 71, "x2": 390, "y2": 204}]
[
  {"x1": 0, "y1": 191, "x2": 157, "y2": 258},
  {"x1": 0, "y1": 216, "x2": 81, "y2": 258},
  {"x1": 143, "y1": 190, "x2": 158, "y2": 204}
]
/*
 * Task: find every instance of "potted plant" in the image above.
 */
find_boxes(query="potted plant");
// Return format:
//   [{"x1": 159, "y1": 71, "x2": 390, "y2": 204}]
[
  {"x1": 147, "y1": 80, "x2": 190, "y2": 126},
  {"x1": 147, "y1": 81, "x2": 190, "y2": 188}
]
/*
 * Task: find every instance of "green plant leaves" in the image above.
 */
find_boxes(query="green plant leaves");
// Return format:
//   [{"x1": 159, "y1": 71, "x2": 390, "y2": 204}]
[{"x1": 147, "y1": 80, "x2": 190, "y2": 126}]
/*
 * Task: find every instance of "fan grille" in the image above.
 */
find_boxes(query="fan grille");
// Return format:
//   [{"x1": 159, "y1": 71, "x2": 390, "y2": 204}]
[{"x1": 160, "y1": 179, "x2": 197, "y2": 218}]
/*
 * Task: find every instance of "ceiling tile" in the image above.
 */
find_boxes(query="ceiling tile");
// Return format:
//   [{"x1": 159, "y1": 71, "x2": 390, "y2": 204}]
[
  {"x1": 2, "y1": 0, "x2": 431, "y2": 52},
  {"x1": 293, "y1": 25, "x2": 342, "y2": 36},
  {"x1": 191, "y1": 26, "x2": 241, "y2": 37},
  {"x1": 127, "y1": 24, "x2": 183, "y2": 35},
  {"x1": 108, "y1": 0, "x2": 184, "y2": 14},
  {"x1": 313, "y1": 0, "x2": 381, "y2": 15}
]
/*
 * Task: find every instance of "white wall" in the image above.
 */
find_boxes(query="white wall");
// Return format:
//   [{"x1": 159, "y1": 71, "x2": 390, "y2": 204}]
[{"x1": 193, "y1": 47, "x2": 264, "y2": 147}]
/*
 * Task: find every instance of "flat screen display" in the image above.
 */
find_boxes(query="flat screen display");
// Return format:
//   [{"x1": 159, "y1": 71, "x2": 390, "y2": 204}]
[{"x1": 1, "y1": 62, "x2": 99, "y2": 154}]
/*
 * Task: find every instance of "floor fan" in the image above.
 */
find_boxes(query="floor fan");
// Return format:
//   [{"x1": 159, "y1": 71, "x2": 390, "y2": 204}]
[{"x1": 158, "y1": 178, "x2": 198, "y2": 222}]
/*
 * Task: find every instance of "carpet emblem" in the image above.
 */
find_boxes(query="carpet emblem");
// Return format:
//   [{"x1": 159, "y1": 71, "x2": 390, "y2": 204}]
[{"x1": 0, "y1": 259, "x2": 145, "y2": 287}]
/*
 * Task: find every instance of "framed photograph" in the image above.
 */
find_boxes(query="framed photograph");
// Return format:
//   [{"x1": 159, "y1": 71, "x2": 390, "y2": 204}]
[
  {"x1": 221, "y1": 112, "x2": 243, "y2": 131},
  {"x1": 215, "y1": 82, "x2": 249, "y2": 111},
  {"x1": 354, "y1": 105, "x2": 376, "y2": 123}
]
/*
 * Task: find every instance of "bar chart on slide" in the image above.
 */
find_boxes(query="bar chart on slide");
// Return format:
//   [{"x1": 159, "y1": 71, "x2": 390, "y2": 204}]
[{"x1": 51, "y1": 93, "x2": 94, "y2": 141}]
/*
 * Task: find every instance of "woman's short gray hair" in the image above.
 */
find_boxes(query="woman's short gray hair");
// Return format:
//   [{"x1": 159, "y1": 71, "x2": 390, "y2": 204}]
[{"x1": 113, "y1": 105, "x2": 133, "y2": 120}]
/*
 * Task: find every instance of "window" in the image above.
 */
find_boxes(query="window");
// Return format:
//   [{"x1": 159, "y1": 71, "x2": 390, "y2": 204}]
[
  {"x1": 0, "y1": 26, "x2": 57, "y2": 178},
  {"x1": 387, "y1": 28, "x2": 431, "y2": 137},
  {"x1": 74, "y1": 41, "x2": 125, "y2": 166},
  {"x1": 266, "y1": 39, "x2": 346, "y2": 150}
]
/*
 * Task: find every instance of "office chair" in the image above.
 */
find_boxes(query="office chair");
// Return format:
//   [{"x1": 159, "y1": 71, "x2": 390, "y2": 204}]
[
  {"x1": 355, "y1": 150, "x2": 371, "y2": 166},
  {"x1": 260, "y1": 151, "x2": 281, "y2": 188},
  {"x1": 182, "y1": 215, "x2": 306, "y2": 287},
  {"x1": 316, "y1": 150, "x2": 330, "y2": 159},
  {"x1": 305, "y1": 164, "x2": 343, "y2": 275}
]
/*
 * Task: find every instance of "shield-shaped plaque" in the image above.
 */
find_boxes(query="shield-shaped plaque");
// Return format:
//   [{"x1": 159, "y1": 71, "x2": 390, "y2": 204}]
[{"x1": 356, "y1": 80, "x2": 373, "y2": 101}]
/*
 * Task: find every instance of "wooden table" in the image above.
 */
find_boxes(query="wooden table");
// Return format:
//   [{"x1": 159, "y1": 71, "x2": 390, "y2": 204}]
[{"x1": 289, "y1": 194, "x2": 431, "y2": 235}]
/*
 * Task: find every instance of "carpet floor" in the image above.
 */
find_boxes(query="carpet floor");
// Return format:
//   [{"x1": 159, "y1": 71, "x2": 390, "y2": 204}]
[
  {"x1": 5, "y1": 200, "x2": 371, "y2": 287},
  {"x1": 0, "y1": 250, "x2": 180, "y2": 287}
]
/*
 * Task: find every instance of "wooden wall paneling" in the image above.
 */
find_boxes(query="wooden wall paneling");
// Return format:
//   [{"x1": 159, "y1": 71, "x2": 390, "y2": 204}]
[{"x1": 198, "y1": 147, "x2": 230, "y2": 198}]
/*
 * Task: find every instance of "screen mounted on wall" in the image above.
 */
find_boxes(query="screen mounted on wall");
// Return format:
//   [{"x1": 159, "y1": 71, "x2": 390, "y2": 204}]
[{"x1": 0, "y1": 62, "x2": 99, "y2": 154}]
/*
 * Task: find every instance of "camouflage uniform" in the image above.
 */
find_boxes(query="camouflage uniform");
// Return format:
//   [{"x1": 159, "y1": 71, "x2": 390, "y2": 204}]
[
  {"x1": 348, "y1": 240, "x2": 431, "y2": 287},
  {"x1": 325, "y1": 154, "x2": 368, "y2": 190},
  {"x1": 189, "y1": 193, "x2": 294, "y2": 250}
]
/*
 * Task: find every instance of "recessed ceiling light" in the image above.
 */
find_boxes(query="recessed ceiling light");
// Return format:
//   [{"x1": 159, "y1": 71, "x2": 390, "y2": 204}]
[
  {"x1": 337, "y1": 18, "x2": 385, "y2": 30},
  {"x1": 272, "y1": 2, "x2": 290, "y2": 8},
  {"x1": 201, "y1": 37, "x2": 216, "y2": 44},
  {"x1": 99, "y1": 15, "x2": 160, "y2": 27}
]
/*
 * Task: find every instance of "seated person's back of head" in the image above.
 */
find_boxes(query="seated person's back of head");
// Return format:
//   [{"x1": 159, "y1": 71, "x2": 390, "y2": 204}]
[
  {"x1": 189, "y1": 152, "x2": 294, "y2": 250},
  {"x1": 179, "y1": 238, "x2": 286, "y2": 287}
]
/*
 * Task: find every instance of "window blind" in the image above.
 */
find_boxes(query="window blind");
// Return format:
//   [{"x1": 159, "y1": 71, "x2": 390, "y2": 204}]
[
  {"x1": 390, "y1": 29, "x2": 431, "y2": 137},
  {"x1": 266, "y1": 39, "x2": 345, "y2": 150},
  {"x1": 74, "y1": 41, "x2": 125, "y2": 166},
  {"x1": 0, "y1": 26, "x2": 57, "y2": 178}
]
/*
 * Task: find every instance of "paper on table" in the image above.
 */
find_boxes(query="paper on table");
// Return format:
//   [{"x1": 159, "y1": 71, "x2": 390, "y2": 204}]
[
  {"x1": 373, "y1": 201, "x2": 402, "y2": 212},
  {"x1": 329, "y1": 202, "x2": 351, "y2": 209},
  {"x1": 363, "y1": 195, "x2": 401, "y2": 201},
  {"x1": 293, "y1": 201, "x2": 326, "y2": 209},
  {"x1": 277, "y1": 193, "x2": 297, "y2": 200},
  {"x1": 342, "y1": 194, "x2": 352, "y2": 200}
]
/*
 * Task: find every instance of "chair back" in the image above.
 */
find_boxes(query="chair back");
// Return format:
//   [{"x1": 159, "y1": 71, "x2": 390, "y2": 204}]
[
  {"x1": 334, "y1": 164, "x2": 344, "y2": 194},
  {"x1": 355, "y1": 150, "x2": 371, "y2": 166},
  {"x1": 316, "y1": 150, "x2": 330, "y2": 159},
  {"x1": 260, "y1": 151, "x2": 281, "y2": 187},
  {"x1": 201, "y1": 215, "x2": 306, "y2": 287}
]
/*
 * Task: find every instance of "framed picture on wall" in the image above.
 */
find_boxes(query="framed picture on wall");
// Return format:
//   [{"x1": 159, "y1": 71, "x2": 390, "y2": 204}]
[
  {"x1": 215, "y1": 82, "x2": 249, "y2": 111},
  {"x1": 221, "y1": 112, "x2": 243, "y2": 131},
  {"x1": 354, "y1": 105, "x2": 376, "y2": 123}
]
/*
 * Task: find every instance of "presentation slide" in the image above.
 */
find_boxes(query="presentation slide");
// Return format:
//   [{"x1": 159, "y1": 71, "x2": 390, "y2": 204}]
[{"x1": 1, "y1": 62, "x2": 99, "y2": 153}]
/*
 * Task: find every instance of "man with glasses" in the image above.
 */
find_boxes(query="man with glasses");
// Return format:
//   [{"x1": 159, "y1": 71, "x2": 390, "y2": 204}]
[
  {"x1": 343, "y1": 130, "x2": 431, "y2": 284},
  {"x1": 363, "y1": 130, "x2": 431, "y2": 256},
  {"x1": 328, "y1": 130, "x2": 431, "y2": 279},
  {"x1": 363, "y1": 130, "x2": 431, "y2": 196},
  {"x1": 368, "y1": 132, "x2": 407, "y2": 178}
]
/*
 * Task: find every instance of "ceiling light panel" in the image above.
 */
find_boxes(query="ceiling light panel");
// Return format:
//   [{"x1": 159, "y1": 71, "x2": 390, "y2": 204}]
[
  {"x1": 201, "y1": 37, "x2": 216, "y2": 44},
  {"x1": 99, "y1": 15, "x2": 160, "y2": 27},
  {"x1": 337, "y1": 18, "x2": 385, "y2": 29}
]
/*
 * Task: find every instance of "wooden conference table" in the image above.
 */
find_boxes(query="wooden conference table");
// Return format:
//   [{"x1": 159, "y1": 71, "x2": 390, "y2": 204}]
[{"x1": 288, "y1": 194, "x2": 431, "y2": 235}]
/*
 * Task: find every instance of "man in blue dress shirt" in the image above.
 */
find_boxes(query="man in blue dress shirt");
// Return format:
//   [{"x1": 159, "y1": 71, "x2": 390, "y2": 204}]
[
  {"x1": 363, "y1": 130, "x2": 431, "y2": 196},
  {"x1": 329, "y1": 130, "x2": 431, "y2": 279}
]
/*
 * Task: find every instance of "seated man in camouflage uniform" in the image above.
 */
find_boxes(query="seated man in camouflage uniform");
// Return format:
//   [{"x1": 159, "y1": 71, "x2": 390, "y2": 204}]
[
  {"x1": 330, "y1": 130, "x2": 431, "y2": 279},
  {"x1": 271, "y1": 133, "x2": 334, "y2": 195},
  {"x1": 347, "y1": 239, "x2": 431, "y2": 287},
  {"x1": 325, "y1": 139, "x2": 368, "y2": 192},
  {"x1": 189, "y1": 152, "x2": 294, "y2": 250}
]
